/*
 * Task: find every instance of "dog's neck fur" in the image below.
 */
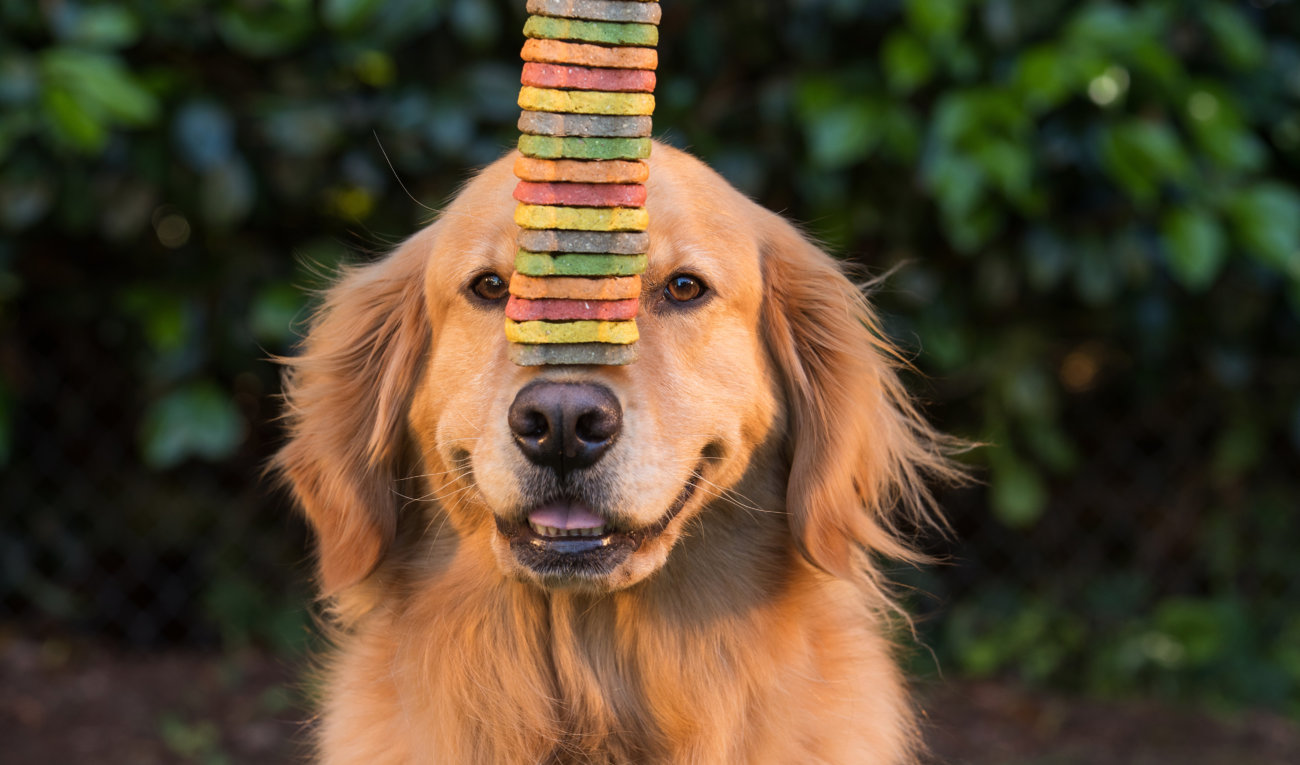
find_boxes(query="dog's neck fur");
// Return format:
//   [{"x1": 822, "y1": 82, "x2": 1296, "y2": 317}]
[{"x1": 317, "y1": 479, "x2": 919, "y2": 764}]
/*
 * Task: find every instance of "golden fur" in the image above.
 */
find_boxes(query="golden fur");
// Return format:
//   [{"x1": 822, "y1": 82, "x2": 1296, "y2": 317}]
[{"x1": 277, "y1": 144, "x2": 958, "y2": 764}]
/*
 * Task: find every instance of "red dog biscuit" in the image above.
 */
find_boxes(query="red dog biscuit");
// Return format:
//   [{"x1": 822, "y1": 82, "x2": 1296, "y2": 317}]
[
  {"x1": 513, "y1": 181, "x2": 647, "y2": 207},
  {"x1": 521, "y1": 63, "x2": 656, "y2": 93},
  {"x1": 505, "y1": 296, "x2": 640, "y2": 321}
]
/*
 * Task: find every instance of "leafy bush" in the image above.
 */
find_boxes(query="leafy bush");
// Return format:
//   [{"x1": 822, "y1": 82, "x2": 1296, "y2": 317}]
[{"x1": 2, "y1": 0, "x2": 1298, "y2": 710}]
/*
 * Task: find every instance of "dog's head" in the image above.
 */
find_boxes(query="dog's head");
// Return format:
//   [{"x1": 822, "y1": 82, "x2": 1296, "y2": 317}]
[{"x1": 278, "y1": 144, "x2": 954, "y2": 599}]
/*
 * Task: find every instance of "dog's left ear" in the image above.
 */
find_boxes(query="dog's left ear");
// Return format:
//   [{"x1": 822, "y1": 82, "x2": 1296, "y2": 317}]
[
  {"x1": 759, "y1": 213, "x2": 959, "y2": 579},
  {"x1": 275, "y1": 230, "x2": 433, "y2": 597}
]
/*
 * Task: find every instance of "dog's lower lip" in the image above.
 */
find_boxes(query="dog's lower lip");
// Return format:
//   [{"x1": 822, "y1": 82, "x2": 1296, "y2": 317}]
[{"x1": 496, "y1": 464, "x2": 704, "y2": 577}]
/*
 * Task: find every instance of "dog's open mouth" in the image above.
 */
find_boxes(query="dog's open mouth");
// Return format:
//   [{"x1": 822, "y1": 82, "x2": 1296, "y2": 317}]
[{"x1": 495, "y1": 466, "x2": 703, "y2": 580}]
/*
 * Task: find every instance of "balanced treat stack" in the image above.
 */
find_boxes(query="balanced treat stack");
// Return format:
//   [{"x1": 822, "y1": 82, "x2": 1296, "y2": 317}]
[{"x1": 506, "y1": 0, "x2": 660, "y2": 366}]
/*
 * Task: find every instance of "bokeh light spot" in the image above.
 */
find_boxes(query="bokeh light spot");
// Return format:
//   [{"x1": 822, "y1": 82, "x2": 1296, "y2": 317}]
[
  {"x1": 152, "y1": 207, "x2": 191, "y2": 249},
  {"x1": 1087, "y1": 66, "x2": 1129, "y2": 107},
  {"x1": 1060, "y1": 345, "x2": 1101, "y2": 392}
]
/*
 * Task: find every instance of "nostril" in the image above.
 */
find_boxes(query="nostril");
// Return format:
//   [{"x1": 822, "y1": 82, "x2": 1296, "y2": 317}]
[
  {"x1": 575, "y1": 410, "x2": 618, "y2": 445},
  {"x1": 519, "y1": 410, "x2": 548, "y2": 438}
]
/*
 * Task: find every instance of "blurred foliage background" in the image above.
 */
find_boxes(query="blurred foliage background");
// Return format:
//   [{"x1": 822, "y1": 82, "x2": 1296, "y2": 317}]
[{"x1": 3, "y1": 0, "x2": 1299, "y2": 718}]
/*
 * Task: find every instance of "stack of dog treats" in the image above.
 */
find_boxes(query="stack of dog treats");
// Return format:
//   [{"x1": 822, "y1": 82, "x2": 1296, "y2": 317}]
[{"x1": 506, "y1": 0, "x2": 661, "y2": 366}]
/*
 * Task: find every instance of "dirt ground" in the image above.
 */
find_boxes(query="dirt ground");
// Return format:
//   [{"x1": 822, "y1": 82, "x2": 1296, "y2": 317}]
[{"x1": 3, "y1": 634, "x2": 1299, "y2": 764}]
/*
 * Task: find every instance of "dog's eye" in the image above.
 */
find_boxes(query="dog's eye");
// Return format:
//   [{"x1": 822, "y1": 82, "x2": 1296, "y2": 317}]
[
  {"x1": 664, "y1": 274, "x2": 707, "y2": 303},
  {"x1": 470, "y1": 273, "x2": 510, "y2": 302}
]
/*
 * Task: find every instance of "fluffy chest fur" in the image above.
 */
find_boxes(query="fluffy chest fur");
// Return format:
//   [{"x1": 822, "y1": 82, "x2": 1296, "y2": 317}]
[{"x1": 318, "y1": 541, "x2": 914, "y2": 764}]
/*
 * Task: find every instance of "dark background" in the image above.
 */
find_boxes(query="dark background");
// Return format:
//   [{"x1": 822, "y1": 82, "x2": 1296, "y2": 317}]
[{"x1": 3, "y1": 0, "x2": 1300, "y2": 761}]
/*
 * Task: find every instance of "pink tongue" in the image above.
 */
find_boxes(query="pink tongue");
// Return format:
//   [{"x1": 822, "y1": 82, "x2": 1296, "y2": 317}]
[{"x1": 528, "y1": 502, "x2": 605, "y2": 530}]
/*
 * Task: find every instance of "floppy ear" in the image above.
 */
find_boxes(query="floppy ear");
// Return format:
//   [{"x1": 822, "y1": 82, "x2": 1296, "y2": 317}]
[
  {"x1": 275, "y1": 233, "x2": 431, "y2": 596},
  {"x1": 759, "y1": 214, "x2": 960, "y2": 580}
]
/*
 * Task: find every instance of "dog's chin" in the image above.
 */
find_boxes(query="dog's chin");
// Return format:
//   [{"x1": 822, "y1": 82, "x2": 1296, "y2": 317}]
[{"x1": 490, "y1": 468, "x2": 702, "y2": 593}]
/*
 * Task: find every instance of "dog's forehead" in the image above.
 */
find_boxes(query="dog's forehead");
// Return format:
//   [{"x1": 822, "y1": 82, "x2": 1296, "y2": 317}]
[{"x1": 423, "y1": 144, "x2": 766, "y2": 300}]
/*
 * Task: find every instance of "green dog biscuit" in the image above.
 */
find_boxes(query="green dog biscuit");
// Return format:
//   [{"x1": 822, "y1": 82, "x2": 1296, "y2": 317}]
[
  {"x1": 516, "y1": 250, "x2": 648, "y2": 276},
  {"x1": 519, "y1": 135, "x2": 651, "y2": 161},
  {"x1": 526, "y1": 0, "x2": 662, "y2": 25},
  {"x1": 509, "y1": 342, "x2": 639, "y2": 366},
  {"x1": 518, "y1": 112, "x2": 652, "y2": 138},
  {"x1": 523, "y1": 15, "x2": 658, "y2": 47}
]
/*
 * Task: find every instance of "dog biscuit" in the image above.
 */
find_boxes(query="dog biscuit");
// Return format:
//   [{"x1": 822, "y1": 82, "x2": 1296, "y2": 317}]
[
  {"x1": 518, "y1": 112, "x2": 652, "y2": 138},
  {"x1": 521, "y1": 39, "x2": 658, "y2": 70},
  {"x1": 509, "y1": 341, "x2": 639, "y2": 366},
  {"x1": 515, "y1": 204, "x2": 649, "y2": 231},
  {"x1": 521, "y1": 63, "x2": 656, "y2": 93},
  {"x1": 514, "y1": 157, "x2": 649, "y2": 184},
  {"x1": 506, "y1": 296, "x2": 639, "y2": 322},
  {"x1": 526, "y1": 0, "x2": 662, "y2": 25},
  {"x1": 514, "y1": 181, "x2": 647, "y2": 207},
  {"x1": 518, "y1": 135, "x2": 651, "y2": 161},
  {"x1": 519, "y1": 87, "x2": 654, "y2": 116},
  {"x1": 505, "y1": 319, "x2": 639, "y2": 345},
  {"x1": 523, "y1": 16, "x2": 658, "y2": 47},
  {"x1": 517, "y1": 229, "x2": 649, "y2": 254},
  {"x1": 510, "y1": 0, "x2": 657, "y2": 365},
  {"x1": 509, "y1": 273, "x2": 641, "y2": 300},
  {"x1": 515, "y1": 251, "x2": 647, "y2": 276}
]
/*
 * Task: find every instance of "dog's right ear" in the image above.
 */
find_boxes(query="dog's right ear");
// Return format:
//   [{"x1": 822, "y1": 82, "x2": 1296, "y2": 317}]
[{"x1": 275, "y1": 231, "x2": 432, "y2": 597}]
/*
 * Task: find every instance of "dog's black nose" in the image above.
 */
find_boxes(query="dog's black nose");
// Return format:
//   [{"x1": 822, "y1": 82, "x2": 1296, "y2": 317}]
[{"x1": 508, "y1": 381, "x2": 622, "y2": 477}]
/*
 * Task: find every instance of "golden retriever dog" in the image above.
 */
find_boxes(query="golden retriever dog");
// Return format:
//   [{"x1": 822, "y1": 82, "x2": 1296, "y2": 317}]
[{"x1": 277, "y1": 143, "x2": 958, "y2": 764}]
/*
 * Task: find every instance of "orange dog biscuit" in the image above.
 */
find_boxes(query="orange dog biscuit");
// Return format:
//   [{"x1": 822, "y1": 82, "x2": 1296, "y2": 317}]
[
  {"x1": 514, "y1": 157, "x2": 649, "y2": 184},
  {"x1": 521, "y1": 39, "x2": 658, "y2": 70},
  {"x1": 509, "y1": 273, "x2": 641, "y2": 300}
]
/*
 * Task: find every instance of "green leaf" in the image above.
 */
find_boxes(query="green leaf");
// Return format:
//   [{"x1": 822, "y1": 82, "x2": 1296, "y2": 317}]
[
  {"x1": 41, "y1": 87, "x2": 106, "y2": 151},
  {"x1": 323, "y1": 0, "x2": 386, "y2": 33},
  {"x1": 906, "y1": 0, "x2": 967, "y2": 41},
  {"x1": 1099, "y1": 120, "x2": 1191, "y2": 206},
  {"x1": 250, "y1": 283, "x2": 306, "y2": 346},
  {"x1": 989, "y1": 447, "x2": 1047, "y2": 528},
  {"x1": 881, "y1": 31, "x2": 933, "y2": 94},
  {"x1": 55, "y1": 4, "x2": 140, "y2": 49},
  {"x1": 974, "y1": 138, "x2": 1034, "y2": 209},
  {"x1": 139, "y1": 382, "x2": 246, "y2": 469},
  {"x1": 119, "y1": 288, "x2": 191, "y2": 353},
  {"x1": 1153, "y1": 599, "x2": 1230, "y2": 668},
  {"x1": 40, "y1": 49, "x2": 159, "y2": 130},
  {"x1": 1013, "y1": 46, "x2": 1073, "y2": 111},
  {"x1": 805, "y1": 100, "x2": 883, "y2": 169},
  {"x1": 925, "y1": 153, "x2": 985, "y2": 218},
  {"x1": 1023, "y1": 421, "x2": 1078, "y2": 474},
  {"x1": 1203, "y1": 3, "x2": 1265, "y2": 70},
  {"x1": 1065, "y1": 3, "x2": 1132, "y2": 48},
  {"x1": 217, "y1": 0, "x2": 313, "y2": 57},
  {"x1": 1225, "y1": 183, "x2": 1300, "y2": 276},
  {"x1": 1161, "y1": 207, "x2": 1227, "y2": 291}
]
